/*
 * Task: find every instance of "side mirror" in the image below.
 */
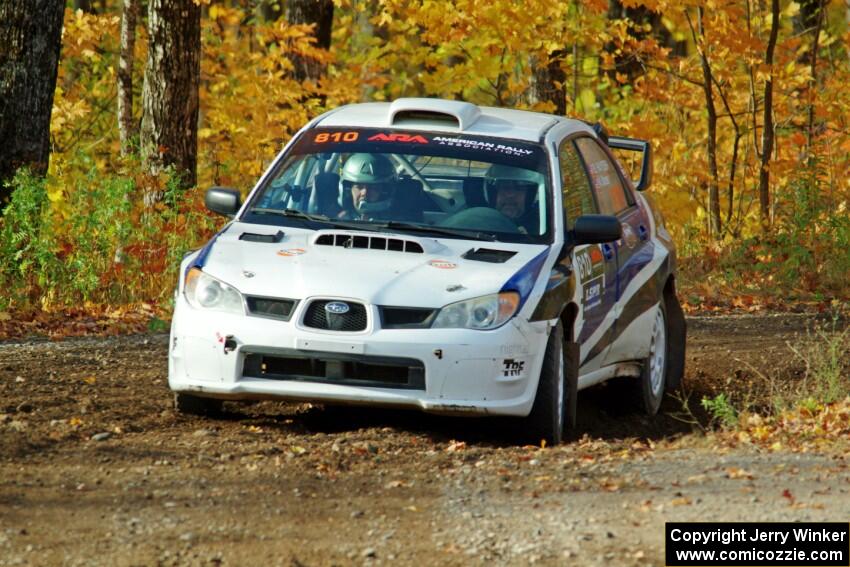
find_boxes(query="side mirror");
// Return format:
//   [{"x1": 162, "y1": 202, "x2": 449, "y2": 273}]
[
  {"x1": 205, "y1": 187, "x2": 242, "y2": 217},
  {"x1": 570, "y1": 215, "x2": 622, "y2": 245}
]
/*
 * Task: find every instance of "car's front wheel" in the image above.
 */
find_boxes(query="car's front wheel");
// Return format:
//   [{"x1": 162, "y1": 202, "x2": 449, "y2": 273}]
[
  {"x1": 523, "y1": 322, "x2": 578, "y2": 445},
  {"x1": 174, "y1": 392, "x2": 223, "y2": 417}
]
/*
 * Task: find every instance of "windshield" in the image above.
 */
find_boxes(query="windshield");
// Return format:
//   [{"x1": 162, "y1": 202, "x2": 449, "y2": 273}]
[{"x1": 242, "y1": 127, "x2": 552, "y2": 243}]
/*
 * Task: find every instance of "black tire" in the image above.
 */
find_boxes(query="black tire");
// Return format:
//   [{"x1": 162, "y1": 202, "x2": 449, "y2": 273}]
[
  {"x1": 523, "y1": 322, "x2": 578, "y2": 445},
  {"x1": 174, "y1": 392, "x2": 223, "y2": 417},
  {"x1": 635, "y1": 302, "x2": 668, "y2": 415},
  {"x1": 664, "y1": 288, "x2": 687, "y2": 392}
]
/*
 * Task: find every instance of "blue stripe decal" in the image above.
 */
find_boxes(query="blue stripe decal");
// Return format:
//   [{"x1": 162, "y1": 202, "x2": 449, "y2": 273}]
[
  {"x1": 618, "y1": 241, "x2": 654, "y2": 299},
  {"x1": 500, "y1": 248, "x2": 550, "y2": 311},
  {"x1": 184, "y1": 224, "x2": 231, "y2": 279}
]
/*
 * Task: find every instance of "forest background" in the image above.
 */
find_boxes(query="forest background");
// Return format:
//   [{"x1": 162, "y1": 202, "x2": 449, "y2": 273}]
[{"x1": 1, "y1": 0, "x2": 848, "y2": 331}]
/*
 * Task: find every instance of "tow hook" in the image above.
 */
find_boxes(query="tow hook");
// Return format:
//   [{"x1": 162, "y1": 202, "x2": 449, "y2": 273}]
[{"x1": 223, "y1": 335, "x2": 237, "y2": 354}]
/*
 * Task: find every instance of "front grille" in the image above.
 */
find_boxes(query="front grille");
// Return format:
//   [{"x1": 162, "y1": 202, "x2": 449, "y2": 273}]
[
  {"x1": 315, "y1": 233, "x2": 424, "y2": 253},
  {"x1": 243, "y1": 351, "x2": 425, "y2": 390},
  {"x1": 379, "y1": 306, "x2": 437, "y2": 329},
  {"x1": 303, "y1": 300, "x2": 368, "y2": 331},
  {"x1": 246, "y1": 296, "x2": 297, "y2": 320}
]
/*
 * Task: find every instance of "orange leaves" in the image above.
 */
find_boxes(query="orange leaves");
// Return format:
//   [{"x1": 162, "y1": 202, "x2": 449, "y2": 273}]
[{"x1": 713, "y1": 398, "x2": 850, "y2": 454}]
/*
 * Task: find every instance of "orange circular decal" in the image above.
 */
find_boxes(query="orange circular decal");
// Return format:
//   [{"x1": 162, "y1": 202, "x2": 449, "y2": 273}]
[
  {"x1": 277, "y1": 248, "x2": 306, "y2": 257},
  {"x1": 429, "y1": 259, "x2": 457, "y2": 269}
]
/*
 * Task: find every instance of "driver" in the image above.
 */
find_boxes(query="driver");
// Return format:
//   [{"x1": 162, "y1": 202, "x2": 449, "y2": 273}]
[
  {"x1": 339, "y1": 153, "x2": 397, "y2": 220},
  {"x1": 486, "y1": 164, "x2": 541, "y2": 234}
]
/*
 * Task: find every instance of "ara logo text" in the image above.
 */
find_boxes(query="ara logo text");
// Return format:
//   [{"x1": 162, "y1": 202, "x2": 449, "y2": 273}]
[{"x1": 367, "y1": 133, "x2": 429, "y2": 144}]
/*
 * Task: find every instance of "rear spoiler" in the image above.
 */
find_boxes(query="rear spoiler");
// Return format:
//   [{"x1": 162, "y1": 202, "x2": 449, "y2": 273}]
[{"x1": 606, "y1": 136, "x2": 653, "y2": 192}]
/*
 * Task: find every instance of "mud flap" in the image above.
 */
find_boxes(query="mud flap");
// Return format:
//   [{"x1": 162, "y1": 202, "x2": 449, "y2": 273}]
[
  {"x1": 664, "y1": 293, "x2": 686, "y2": 391},
  {"x1": 565, "y1": 340, "x2": 579, "y2": 430}
]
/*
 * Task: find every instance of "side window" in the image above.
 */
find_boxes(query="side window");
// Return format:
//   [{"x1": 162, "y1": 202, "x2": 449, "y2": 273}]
[
  {"x1": 559, "y1": 139, "x2": 597, "y2": 230},
  {"x1": 575, "y1": 138, "x2": 631, "y2": 215}
]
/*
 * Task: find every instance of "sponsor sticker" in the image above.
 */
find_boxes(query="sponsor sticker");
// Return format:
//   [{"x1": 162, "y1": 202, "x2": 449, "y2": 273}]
[
  {"x1": 432, "y1": 136, "x2": 534, "y2": 157},
  {"x1": 502, "y1": 359, "x2": 526, "y2": 378},
  {"x1": 500, "y1": 344, "x2": 530, "y2": 356},
  {"x1": 277, "y1": 248, "x2": 306, "y2": 257},
  {"x1": 583, "y1": 275, "x2": 604, "y2": 310},
  {"x1": 589, "y1": 247, "x2": 604, "y2": 264},
  {"x1": 429, "y1": 259, "x2": 457, "y2": 269},
  {"x1": 368, "y1": 133, "x2": 429, "y2": 144}
]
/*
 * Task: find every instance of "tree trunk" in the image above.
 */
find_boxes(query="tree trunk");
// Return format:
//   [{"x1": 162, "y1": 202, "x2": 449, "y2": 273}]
[
  {"x1": 257, "y1": 0, "x2": 283, "y2": 22},
  {"x1": 73, "y1": 0, "x2": 93, "y2": 12},
  {"x1": 140, "y1": 0, "x2": 201, "y2": 191},
  {"x1": 803, "y1": 0, "x2": 826, "y2": 157},
  {"x1": 691, "y1": 8, "x2": 722, "y2": 237},
  {"x1": 286, "y1": 0, "x2": 334, "y2": 82},
  {"x1": 605, "y1": 0, "x2": 686, "y2": 83},
  {"x1": 118, "y1": 0, "x2": 139, "y2": 156},
  {"x1": 0, "y1": 0, "x2": 65, "y2": 203},
  {"x1": 532, "y1": 50, "x2": 567, "y2": 115},
  {"x1": 759, "y1": 0, "x2": 780, "y2": 229}
]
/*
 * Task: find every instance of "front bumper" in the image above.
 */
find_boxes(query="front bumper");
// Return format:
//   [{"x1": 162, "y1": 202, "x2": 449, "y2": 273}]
[{"x1": 168, "y1": 296, "x2": 550, "y2": 417}]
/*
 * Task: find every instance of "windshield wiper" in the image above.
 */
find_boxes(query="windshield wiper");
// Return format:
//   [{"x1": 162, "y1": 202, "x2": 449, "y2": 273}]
[
  {"x1": 375, "y1": 221, "x2": 496, "y2": 242},
  {"x1": 250, "y1": 208, "x2": 330, "y2": 222},
  {"x1": 249, "y1": 208, "x2": 382, "y2": 233}
]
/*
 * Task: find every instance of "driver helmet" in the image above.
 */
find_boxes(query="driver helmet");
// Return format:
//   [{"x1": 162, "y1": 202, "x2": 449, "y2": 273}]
[
  {"x1": 485, "y1": 164, "x2": 541, "y2": 214},
  {"x1": 341, "y1": 153, "x2": 396, "y2": 215}
]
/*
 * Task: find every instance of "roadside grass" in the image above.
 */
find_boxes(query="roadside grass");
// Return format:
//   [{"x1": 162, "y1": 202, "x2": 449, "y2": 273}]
[{"x1": 694, "y1": 314, "x2": 850, "y2": 450}]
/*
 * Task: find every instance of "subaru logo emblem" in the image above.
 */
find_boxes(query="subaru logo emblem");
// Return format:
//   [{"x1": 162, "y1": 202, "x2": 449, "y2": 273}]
[{"x1": 325, "y1": 301, "x2": 350, "y2": 315}]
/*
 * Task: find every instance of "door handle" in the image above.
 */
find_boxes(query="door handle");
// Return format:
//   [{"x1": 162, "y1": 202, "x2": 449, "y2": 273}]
[
  {"x1": 638, "y1": 224, "x2": 648, "y2": 241},
  {"x1": 601, "y1": 243, "x2": 614, "y2": 261}
]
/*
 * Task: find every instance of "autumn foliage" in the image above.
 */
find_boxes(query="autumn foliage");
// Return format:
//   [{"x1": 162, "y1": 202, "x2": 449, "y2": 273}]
[{"x1": 1, "y1": 0, "x2": 849, "y2": 316}]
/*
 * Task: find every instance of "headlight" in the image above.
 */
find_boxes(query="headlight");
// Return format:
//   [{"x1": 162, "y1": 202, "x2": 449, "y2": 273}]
[
  {"x1": 432, "y1": 292, "x2": 520, "y2": 330},
  {"x1": 183, "y1": 267, "x2": 244, "y2": 314}
]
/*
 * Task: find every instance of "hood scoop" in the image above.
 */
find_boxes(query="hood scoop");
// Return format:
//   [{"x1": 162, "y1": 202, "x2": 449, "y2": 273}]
[
  {"x1": 239, "y1": 230, "x2": 285, "y2": 243},
  {"x1": 462, "y1": 247, "x2": 517, "y2": 263},
  {"x1": 314, "y1": 232, "x2": 424, "y2": 254}
]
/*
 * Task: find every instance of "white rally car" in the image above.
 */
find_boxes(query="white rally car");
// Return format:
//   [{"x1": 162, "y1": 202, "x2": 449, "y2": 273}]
[{"x1": 169, "y1": 98, "x2": 686, "y2": 443}]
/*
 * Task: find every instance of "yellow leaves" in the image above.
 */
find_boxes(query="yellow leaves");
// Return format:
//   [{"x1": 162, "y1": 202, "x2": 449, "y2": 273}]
[{"x1": 783, "y1": 1, "x2": 801, "y2": 18}]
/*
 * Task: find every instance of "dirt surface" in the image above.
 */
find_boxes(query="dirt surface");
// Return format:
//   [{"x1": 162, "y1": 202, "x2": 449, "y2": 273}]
[{"x1": 1, "y1": 314, "x2": 848, "y2": 566}]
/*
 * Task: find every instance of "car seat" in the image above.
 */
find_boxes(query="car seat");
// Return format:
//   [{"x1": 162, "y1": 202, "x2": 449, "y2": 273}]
[
  {"x1": 309, "y1": 172, "x2": 342, "y2": 217},
  {"x1": 392, "y1": 178, "x2": 426, "y2": 222},
  {"x1": 462, "y1": 177, "x2": 488, "y2": 208}
]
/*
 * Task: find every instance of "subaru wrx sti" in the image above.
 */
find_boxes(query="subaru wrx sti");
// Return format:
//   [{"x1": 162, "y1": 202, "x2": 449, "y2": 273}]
[{"x1": 169, "y1": 98, "x2": 686, "y2": 443}]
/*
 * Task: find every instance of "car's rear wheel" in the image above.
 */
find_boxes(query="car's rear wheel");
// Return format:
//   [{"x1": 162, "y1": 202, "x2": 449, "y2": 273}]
[
  {"x1": 663, "y1": 286, "x2": 686, "y2": 392},
  {"x1": 174, "y1": 392, "x2": 223, "y2": 417},
  {"x1": 524, "y1": 322, "x2": 577, "y2": 445},
  {"x1": 636, "y1": 303, "x2": 667, "y2": 415}
]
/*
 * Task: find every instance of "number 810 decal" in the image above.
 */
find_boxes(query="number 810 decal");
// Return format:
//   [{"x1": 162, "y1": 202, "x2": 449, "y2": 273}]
[{"x1": 314, "y1": 131, "x2": 359, "y2": 143}]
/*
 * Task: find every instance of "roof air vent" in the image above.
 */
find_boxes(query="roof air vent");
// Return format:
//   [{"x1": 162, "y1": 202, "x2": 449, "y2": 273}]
[{"x1": 388, "y1": 98, "x2": 481, "y2": 131}]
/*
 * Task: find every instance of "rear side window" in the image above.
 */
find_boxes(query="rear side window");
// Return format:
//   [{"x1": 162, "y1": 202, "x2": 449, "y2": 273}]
[
  {"x1": 575, "y1": 138, "x2": 631, "y2": 215},
  {"x1": 559, "y1": 140, "x2": 597, "y2": 230}
]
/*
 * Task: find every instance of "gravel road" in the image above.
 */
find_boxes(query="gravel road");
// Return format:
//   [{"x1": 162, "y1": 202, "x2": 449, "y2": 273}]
[{"x1": 1, "y1": 314, "x2": 847, "y2": 566}]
